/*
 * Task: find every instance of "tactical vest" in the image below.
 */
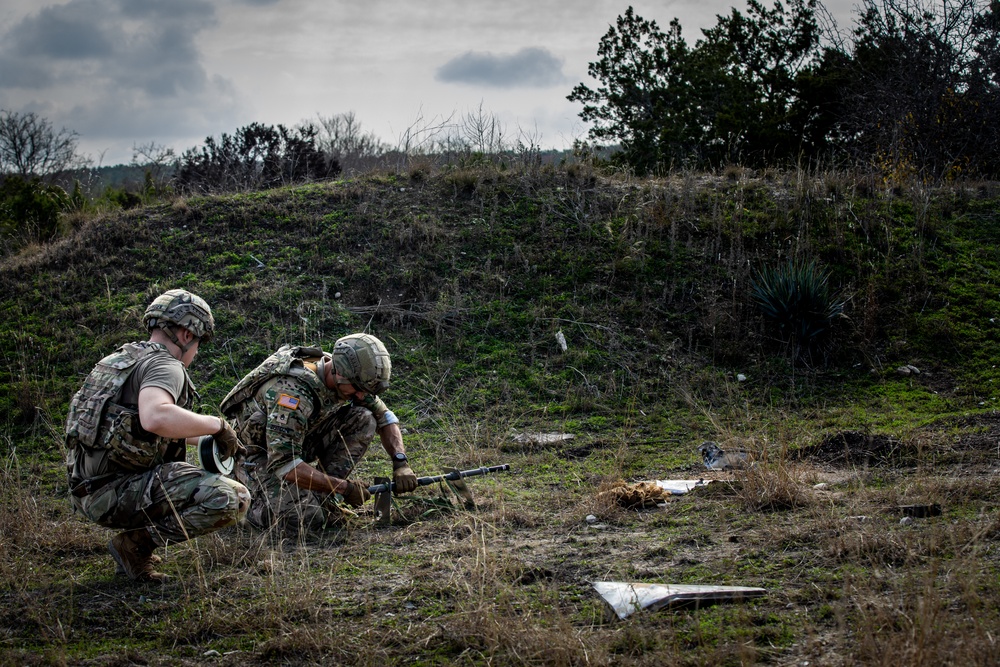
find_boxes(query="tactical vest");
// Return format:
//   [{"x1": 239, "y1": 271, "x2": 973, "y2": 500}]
[
  {"x1": 65, "y1": 342, "x2": 194, "y2": 471},
  {"x1": 220, "y1": 345, "x2": 340, "y2": 418}
]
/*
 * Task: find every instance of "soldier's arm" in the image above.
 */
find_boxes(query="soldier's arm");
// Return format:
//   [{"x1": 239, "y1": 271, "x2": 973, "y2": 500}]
[
  {"x1": 137, "y1": 386, "x2": 223, "y2": 439},
  {"x1": 378, "y1": 422, "x2": 405, "y2": 458},
  {"x1": 262, "y1": 383, "x2": 342, "y2": 491},
  {"x1": 360, "y1": 395, "x2": 405, "y2": 458},
  {"x1": 282, "y1": 461, "x2": 349, "y2": 494}
]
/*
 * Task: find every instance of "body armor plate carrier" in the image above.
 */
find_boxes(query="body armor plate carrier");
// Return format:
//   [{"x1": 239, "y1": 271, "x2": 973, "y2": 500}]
[
  {"x1": 65, "y1": 342, "x2": 193, "y2": 471},
  {"x1": 220, "y1": 345, "x2": 338, "y2": 418}
]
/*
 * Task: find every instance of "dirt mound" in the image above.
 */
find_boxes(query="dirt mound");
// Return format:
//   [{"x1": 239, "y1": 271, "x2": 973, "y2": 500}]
[{"x1": 796, "y1": 430, "x2": 917, "y2": 467}]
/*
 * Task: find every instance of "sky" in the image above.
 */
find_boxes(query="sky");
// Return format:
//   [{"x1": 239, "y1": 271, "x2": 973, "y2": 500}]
[{"x1": 0, "y1": 0, "x2": 858, "y2": 167}]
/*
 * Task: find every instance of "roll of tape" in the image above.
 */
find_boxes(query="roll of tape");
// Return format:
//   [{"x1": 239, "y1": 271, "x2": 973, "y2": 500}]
[{"x1": 196, "y1": 434, "x2": 235, "y2": 475}]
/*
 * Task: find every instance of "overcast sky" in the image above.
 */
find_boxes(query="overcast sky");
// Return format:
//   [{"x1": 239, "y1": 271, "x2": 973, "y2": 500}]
[{"x1": 0, "y1": 0, "x2": 858, "y2": 166}]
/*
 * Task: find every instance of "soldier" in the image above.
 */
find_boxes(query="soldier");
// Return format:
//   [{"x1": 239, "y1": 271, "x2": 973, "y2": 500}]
[
  {"x1": 65, "y1": 289, "x2": 251, "y2": 583},
  {"x1": 220, "y1": 333, "x2": 417, "y2": 535}
]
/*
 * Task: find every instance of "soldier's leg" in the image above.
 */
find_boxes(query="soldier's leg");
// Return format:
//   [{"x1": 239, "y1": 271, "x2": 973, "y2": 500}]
[
  {"x1": 245, "y1": 473, "x2": 274, "y2": 531},
  {"x1": 80, "y1": 462, "x2": 249, "y2": 545},
  {"x1": 250, "y1": 475, "x2": 332, "y2": 537},
  {"x1": 276, "y1": 481, "x2": 332, "y2": 536},
  {"x1": 75, "y1": 463, "x2": 249, "y2": 581},
  {"x1": 72, "y1": 478, "x2": 165, "y2": 579},
  {"x1": 143, "y1": 463, "x2": 250, "y2": 545},
  {"x1": 317, "y1": 406, "x2": 376, "y2": 480}
]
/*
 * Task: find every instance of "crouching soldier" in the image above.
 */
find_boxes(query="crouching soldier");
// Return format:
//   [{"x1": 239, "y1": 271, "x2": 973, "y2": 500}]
[
  {"x1": 65, "y1": 289, "x2": 251, "y2": 583},
  {"x1": 220, "y1": 333, "x2": 417, "y2": 536}
]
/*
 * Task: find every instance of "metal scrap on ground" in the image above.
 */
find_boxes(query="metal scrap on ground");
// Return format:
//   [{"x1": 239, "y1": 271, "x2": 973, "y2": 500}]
[
  {"x1": 654, "y1": 479, "x2": 713, "y2": 495},
  {"x1": 597, "y1": 479, "x2": 714, "y2": 508},
  {"x1": 697, "y1": 441, "x2": 751, "y2": 470},
  {"x1": 593, "y1": 582, "x2": 768, "y2": 619},
  {"x1": 511, "y1": 432, "x2": 576, "y2": 445}
]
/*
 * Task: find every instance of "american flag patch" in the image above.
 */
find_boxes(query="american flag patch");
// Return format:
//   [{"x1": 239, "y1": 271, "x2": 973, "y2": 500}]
[{"x1": 277, "y1": 394, "x2": 300, "y2": 410}]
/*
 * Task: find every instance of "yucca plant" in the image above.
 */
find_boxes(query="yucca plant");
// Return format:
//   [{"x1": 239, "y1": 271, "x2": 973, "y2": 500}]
[{"x1": 751, "y1": 259, "x2": 845, "y2": 350}]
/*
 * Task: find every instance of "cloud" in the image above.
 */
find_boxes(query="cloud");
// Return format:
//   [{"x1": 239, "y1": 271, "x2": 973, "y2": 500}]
[
  {"x1": 0, "y1": 56, "x2": 56, "y2": 89},
  {"x1": 1, "y1": 0, "x2": 221, "y2": 96},
  {"x1": 0, "y1": 0, "x2": 246, "y2": 162},
  {"x1": 435, "y1": 47, "x2": 567, "y2": 88},
  {"x1": 8, "y1": 8, "x2": 115, "y2": 60}
]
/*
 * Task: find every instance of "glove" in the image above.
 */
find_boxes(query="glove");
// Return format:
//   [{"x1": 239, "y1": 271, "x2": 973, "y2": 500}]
[
  {"x1": 213, "y1": 417, "x2": 246, "y2": 460},
  {"x1": 392, "y1": 464, "x2": 418, "y2": 494},
  {"x1": 341, "y1": 479, "x2": 371, "y2": 507}
]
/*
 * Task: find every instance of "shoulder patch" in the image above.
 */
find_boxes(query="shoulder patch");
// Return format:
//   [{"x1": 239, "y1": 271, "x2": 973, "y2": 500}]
[{"x1": 277, "y1": 394, "x2": 300, "y2": 410}]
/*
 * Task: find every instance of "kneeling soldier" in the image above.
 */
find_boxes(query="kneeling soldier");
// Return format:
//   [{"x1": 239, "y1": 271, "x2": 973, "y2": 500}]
[
  {"x1": 220, "y1": 333, "x2": 417, "y2": 536},
  {"x1": 65, "y1": 289, "x2": 250, "y2": 583}
]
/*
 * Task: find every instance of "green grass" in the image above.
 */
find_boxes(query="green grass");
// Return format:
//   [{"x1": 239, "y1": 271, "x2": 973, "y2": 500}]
[{"x1": 2, "y1": 166, "x2": 1000, "y2": 665}]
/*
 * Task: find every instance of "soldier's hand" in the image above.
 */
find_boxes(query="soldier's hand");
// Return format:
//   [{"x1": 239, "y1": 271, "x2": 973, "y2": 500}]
[
  {"x1": 393, "y1": 464, "x2": 418, "y2": 494},
  {"x1": 341, "y1": 479, "x2": 371, "y2": 507},
  {"x1": 213, "y1": 418, "x2": 246, "y2": 460}
]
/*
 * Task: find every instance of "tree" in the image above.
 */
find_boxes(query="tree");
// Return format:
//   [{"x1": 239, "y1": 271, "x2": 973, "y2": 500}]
[
  {"x1": 698, "y1": 0, "x2": 827, "y2": 163},
  {"x1": 568, "y1": 1, "x2": 829, "y2": 173},
  {"x1": 131, "y1": 142, "x2": 178, "y2": 196},
  {"x1": 0, "y1": 111, "x2": 82, "y2": 179},
  {"x1": 841, "y1": 0, "x2": 1000, "y2": 179},
  {"x1": 567, "y1": 9, "x2": 698, "y2": 173},
  {"x1": 176, "y1": 122, "x2": 341, "y2": 193},
  {"x1": 315, "y1": 112, "x2": 388, "y2": 173}
]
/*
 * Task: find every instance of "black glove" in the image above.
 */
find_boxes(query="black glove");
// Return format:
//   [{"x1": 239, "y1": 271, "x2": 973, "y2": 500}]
[
  {"x1": 213, "y1": 417, "x2": 246, "y2": 460},
  {"x1": 341, "y1": 479, "x2": 371, "y2": 507}
]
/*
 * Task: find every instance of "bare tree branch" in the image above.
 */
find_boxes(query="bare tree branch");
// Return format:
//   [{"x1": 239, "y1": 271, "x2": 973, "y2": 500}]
[{"x1": 0, "y1": 110, "x2": 83, "y2": 179}]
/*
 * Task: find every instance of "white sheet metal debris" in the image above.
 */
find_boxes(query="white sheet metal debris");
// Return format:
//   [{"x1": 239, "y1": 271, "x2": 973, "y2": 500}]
[
  {"x1": 653, "y1": 479, "x2": 713, "y2": 495},
  {"x1": 593, "y1": 582, "x2": 767, "y2": 619},
  {"x1": 511, "y1": 432, "x2": 576, "y2": 445}
]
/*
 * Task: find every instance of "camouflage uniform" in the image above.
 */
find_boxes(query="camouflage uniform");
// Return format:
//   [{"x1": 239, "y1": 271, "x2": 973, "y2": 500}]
[
  {"x1": 220, "y1": 345, "x2": 395, "y2": 535},
  {"x1": 66, "y1": 341, "x2": 249, "y2": 547}
]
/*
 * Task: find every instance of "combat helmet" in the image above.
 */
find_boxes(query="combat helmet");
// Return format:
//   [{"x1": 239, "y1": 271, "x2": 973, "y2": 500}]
[
  {"x1": 331, "y1": 333, "x2": 391, "y2": 395},
  {"x1": 143, "y1": 289, "x2": 215, "y2": 350}
]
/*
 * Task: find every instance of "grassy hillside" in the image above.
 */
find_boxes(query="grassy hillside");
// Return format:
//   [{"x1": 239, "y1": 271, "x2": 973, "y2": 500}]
[{"x1": 2, "y1": 165, "x2": 1000, "y2": 665}]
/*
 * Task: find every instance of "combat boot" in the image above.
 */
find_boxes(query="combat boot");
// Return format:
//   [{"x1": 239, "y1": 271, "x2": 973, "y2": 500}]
[
  {"x1": 114, "y1": 552, "x2": 161, "y2": 576},
  {"x1": 109, "y1": 529, "x2": 168, "y2": 583}
]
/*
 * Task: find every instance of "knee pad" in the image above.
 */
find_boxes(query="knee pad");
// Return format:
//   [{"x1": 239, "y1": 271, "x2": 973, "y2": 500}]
[{"x1": 218, "y1": 476, "x2": 251, "y2": 523}]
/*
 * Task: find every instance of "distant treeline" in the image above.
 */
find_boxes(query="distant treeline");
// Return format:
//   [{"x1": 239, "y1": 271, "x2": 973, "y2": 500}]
[
  {"x1": 570, "y1": 0, "x2": 1000, "y2": 179},
  {"x1": 1, "y1": 0, "x2": 998, "y2": 251}
]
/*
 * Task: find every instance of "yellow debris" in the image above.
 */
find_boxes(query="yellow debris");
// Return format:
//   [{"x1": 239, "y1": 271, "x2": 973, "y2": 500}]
[{"x1": 596, "y1": 481, "x2": 669, "y2": 509}]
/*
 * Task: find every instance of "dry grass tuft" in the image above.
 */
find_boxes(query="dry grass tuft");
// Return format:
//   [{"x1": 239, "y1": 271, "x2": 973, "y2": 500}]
[
  {"x1": 594, "y1": 480, "x2": 670, "y2": 509},
  {"x1": 734, "y1": 460, "x2": 811, "y2": 511},
  {"x1": 257, "y1": 626, "x2": 342, "y2": 664},
  {"x1": 846, "y1": 566, "x2": 1000, "y2": 666},
  {"x1": 1, "y1": 443, "x2": 98, "y2": 567},
  {"x1": 170, "y1": 197, "x2": 190, "y2": 215}
]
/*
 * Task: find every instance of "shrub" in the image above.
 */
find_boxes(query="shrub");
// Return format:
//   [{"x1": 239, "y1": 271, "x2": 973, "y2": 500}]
[
  {"x1": 0, "y1": 175, "x2": 68, "y2": 246},
  {"x1": 104, "y1": 186, "x2": 142, "y2": 210},
  {"x1": 176, "y1": 122, "x2": 341, "y2": 193},
  {"x1": 750, "y1": 259, "x2": 845, "y2": 350}
]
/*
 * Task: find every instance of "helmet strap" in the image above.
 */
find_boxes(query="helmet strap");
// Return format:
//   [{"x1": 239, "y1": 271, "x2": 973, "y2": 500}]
[
  {"x1": 161, "y1": 324, "x2": 198, "y2": 355},
  {"x1": 316, "y1": 356, "x2": 328, "y2": 385}
]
